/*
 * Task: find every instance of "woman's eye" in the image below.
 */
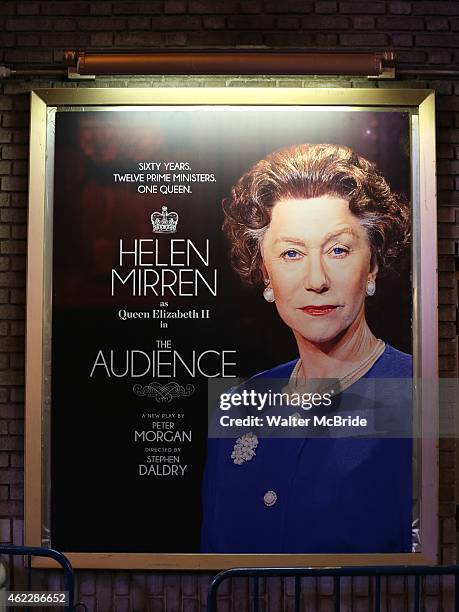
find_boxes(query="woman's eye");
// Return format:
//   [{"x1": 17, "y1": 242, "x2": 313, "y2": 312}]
[
  {"x1": 281, "y1": 249, "x2": 301, "y2": 260},
  {"x1": 330, "y1": 246, "x2": 349, "y2": 257}
]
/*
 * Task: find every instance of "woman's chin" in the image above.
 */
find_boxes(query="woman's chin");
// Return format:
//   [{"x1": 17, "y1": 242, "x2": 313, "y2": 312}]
[
  {"x1": 282, "y1": 310, "x2": 363, "y2": 351},
  {"x1": 292, "y1": 327, "x2": 343, "y2": 350}
]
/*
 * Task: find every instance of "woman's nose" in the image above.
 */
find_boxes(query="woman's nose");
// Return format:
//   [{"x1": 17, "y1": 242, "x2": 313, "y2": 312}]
[{"x1": 303, "y1": 252, "x2": 329, "y2": 293}]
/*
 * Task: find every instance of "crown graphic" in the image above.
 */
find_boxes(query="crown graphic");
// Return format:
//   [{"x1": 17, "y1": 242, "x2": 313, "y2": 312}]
[{"x1": 151, "y1": 206, "x2": 178, "y2": 234}]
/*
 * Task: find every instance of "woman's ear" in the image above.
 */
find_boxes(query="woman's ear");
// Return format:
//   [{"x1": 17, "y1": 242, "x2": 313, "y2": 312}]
[
  {"x1": 369, "y1": 260, "x2": 378, "y2": 281},
  {"x1": 260, "y1": 261, "x2": 269, "y2": 284}
]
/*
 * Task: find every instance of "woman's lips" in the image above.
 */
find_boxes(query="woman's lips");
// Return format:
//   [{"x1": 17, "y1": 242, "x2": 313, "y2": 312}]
[{"x1": 301, "y1": 305, "x2": 338, "y2": 316}]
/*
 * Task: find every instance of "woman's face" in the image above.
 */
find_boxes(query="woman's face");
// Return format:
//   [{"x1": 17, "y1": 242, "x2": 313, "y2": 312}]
[{"x1": 261, "y1": 195, "x2": 376, "y2": 348}]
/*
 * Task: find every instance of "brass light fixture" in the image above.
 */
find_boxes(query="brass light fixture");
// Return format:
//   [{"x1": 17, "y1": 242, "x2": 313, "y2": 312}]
[{"x1": 64, "y1": 50, "x2": 396, "y2": 79}]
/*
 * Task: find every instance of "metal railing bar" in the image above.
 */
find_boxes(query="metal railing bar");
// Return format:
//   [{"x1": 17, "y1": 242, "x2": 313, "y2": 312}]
[
  {"x1": 294, "y1": 576, "x2": 300, "y2": 612},
  {"x1": 26, "y1": 554, "x2": 32, "y2": 590},
  {"x1": 209, "y1": 566, "x2": 459, "y2": 579},
  {"x1": 334, "y1": 575, "x2": 340, "y2": 612},
  {"x1": 208, "y1": 567, "x2": 459, "y2": 612},
  {"x1": 374, "y1": 575, "x2": 381, "y2": 612}
]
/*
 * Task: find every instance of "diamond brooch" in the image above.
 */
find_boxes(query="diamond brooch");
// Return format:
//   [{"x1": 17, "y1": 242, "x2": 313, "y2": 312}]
[{"x1": 231, "y1": 432, "x2": 258, "y2": 465}]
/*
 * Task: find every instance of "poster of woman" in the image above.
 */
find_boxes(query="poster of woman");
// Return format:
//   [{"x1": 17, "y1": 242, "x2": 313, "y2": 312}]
[{"x1": 25, "y1": 88, "x2": 437, "y2": 568}]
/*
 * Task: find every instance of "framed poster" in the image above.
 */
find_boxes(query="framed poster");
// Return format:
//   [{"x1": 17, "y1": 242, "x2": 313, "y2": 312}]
[{"x1": 25, "y1": 88, "x2": 437, "y2": 569}]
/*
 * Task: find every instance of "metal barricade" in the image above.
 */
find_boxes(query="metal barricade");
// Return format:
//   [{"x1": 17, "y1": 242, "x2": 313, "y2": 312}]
[
  {"x1": 207, "y1": 566, "x2": 459, "y2": 612},
  {"x1": 0, "y1": 545, "x2": 75, "y2": 612}
]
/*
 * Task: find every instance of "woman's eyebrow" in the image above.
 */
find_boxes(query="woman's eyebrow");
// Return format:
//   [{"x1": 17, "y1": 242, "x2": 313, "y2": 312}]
[
  {"x1": 274, "y1": 227, "x2": 358, "y2": 247},
  {"x1": 322, "y1": 227, "x2": 358, "y2": 244}
]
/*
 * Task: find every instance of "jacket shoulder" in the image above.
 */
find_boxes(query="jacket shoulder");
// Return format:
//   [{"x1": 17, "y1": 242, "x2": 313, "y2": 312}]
[{"x1": 369, "y1": 344, "x2": 412, "y2": 378}]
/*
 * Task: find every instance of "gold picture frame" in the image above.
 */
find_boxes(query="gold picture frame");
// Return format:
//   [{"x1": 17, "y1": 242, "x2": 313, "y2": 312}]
[{"x1": 26, "y1": 88, "x2": 437, "y2": 569}]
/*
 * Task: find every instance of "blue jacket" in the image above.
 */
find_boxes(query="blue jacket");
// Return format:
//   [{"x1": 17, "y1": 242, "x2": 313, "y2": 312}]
[{"x1": 201, "y1": 344, "x2": 412, "y2": 553}]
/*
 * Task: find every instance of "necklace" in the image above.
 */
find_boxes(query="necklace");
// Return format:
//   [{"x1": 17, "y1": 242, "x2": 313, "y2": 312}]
[{"x1": 286, "y1": 339, "x2": 385, "y2": 396}]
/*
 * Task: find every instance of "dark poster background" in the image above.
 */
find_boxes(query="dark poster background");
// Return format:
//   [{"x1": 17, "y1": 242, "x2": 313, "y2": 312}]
[{"x1": 51, "y1": 108, "x2": 411, "y2": 553}]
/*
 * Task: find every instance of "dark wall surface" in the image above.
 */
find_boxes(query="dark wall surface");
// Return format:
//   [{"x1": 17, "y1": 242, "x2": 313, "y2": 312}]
[{"x1": 0, "y1": 1, "x2": 458, "y2": 609}]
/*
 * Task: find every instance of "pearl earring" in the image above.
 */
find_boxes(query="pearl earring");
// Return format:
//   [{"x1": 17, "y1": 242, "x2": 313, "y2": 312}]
[
  {"x1": 366, "y1": 279, "x2": 376, "y2": 297},
  {"x1": 263, "y1": 286, "x2": 275, "y2": 303}
]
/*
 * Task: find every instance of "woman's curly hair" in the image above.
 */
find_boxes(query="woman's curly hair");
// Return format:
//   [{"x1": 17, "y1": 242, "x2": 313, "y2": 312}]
[{"x1": 223, "y1": 143, "x2": 410, "y2": 289}]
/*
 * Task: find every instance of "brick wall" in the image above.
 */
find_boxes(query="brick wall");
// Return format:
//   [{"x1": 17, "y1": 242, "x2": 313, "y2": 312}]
[{"x1": 0, "y1": 1, "x2": 458, "y2": 610}]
